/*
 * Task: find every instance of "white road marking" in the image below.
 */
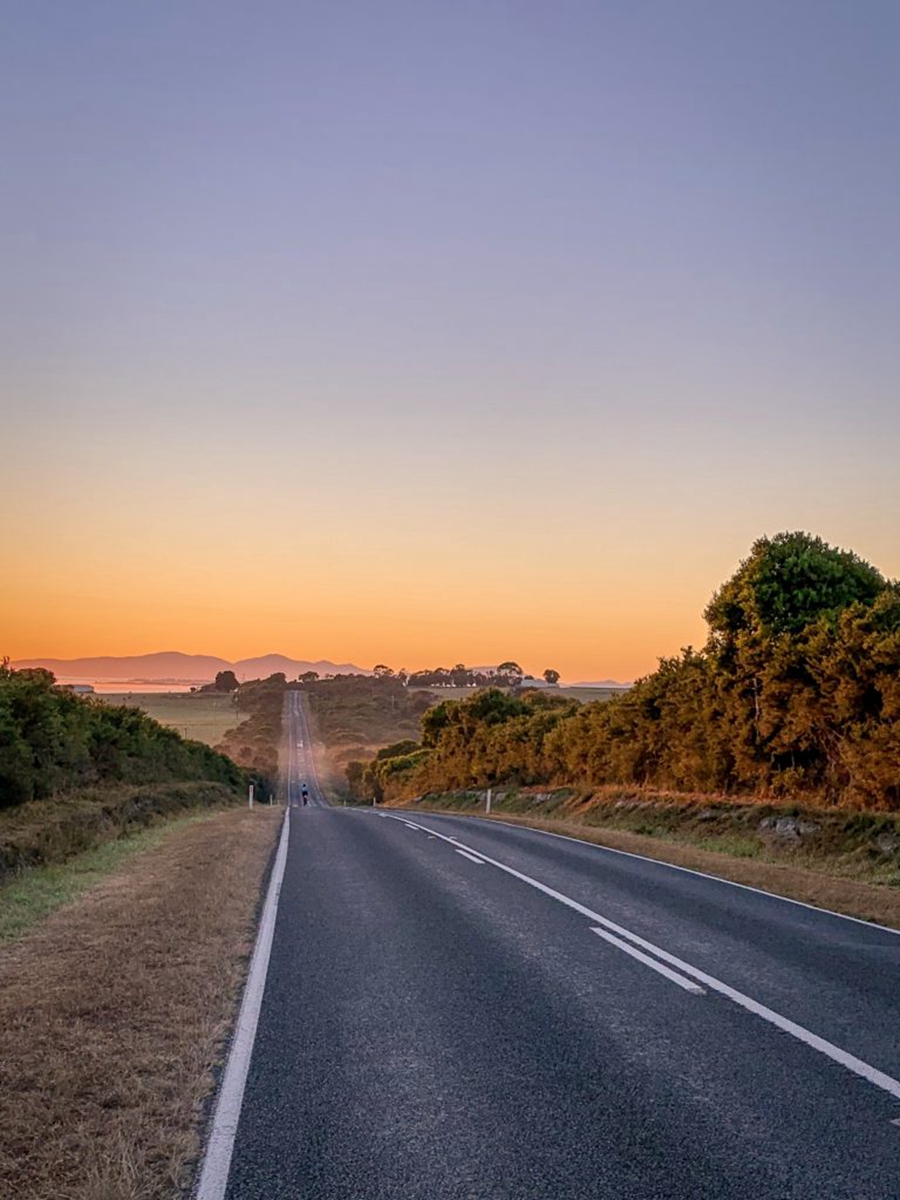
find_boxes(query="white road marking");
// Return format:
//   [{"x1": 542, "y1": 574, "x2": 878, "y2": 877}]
[
  {"x1": 454, "y1": 849, "x2": 485, "y2": 865},
  {"x1": 591, "y1": 927, "x2": 705, "y2": 994},
  {"x1": 402, "y1": 822, "x2": 419, "y2": 830},
  {"x1": 483, "y1": 816, "x2": 900, "y2": 939},
  {"x1": 195, "y1": 808, "x2": 291, "y2": 1200},
  {"x1": 381, "y1": 813, "x2": 900, "y2": 1103}
]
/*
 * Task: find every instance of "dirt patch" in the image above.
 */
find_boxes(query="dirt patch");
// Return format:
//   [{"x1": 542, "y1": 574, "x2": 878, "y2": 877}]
[
  {"x1": 403, "y1": 803, "x2": 900, "y2": 930},
  {"x1": 0, "y1": 806, "x2": 281, "y2": 1199}
]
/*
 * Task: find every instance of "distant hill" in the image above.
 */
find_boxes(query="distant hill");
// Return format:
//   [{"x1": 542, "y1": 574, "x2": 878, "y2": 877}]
[
  {"x1": 232, "y1": 654, "x2": 367, "y2": 679},
  {"x1": 11, "y1": 651, "x2": 368, "y2": 684}
]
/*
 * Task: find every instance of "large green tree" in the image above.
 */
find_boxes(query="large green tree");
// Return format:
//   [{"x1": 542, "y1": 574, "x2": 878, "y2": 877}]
[{"x1": 705, "y1": 531, "x2": 885, "y2": 645}]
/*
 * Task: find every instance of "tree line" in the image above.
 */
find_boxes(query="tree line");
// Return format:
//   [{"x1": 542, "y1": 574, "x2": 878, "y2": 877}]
[
  {"x1": 300, "y1": 662, "x2": 561, "y2": 691},
  {"x1": 0, "y1": 664, "x2": 245, "y2": 808},
  {"x1": 214, "y1": 673, "x2": 289, "y2": 797},
  {"x1": 350, "y1": 533, "x2": 900, "y2": 810}
]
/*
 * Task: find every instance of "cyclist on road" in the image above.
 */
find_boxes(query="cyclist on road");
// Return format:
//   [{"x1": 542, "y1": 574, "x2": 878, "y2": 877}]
[{"x1": 301, "y1": 784, "x2": 310, "y2": 806}]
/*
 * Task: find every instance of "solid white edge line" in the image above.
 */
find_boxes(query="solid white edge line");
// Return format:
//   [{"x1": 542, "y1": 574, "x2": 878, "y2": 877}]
[
  {"x1": 461, "y1": 813, "x2": 900, "y2": 939},
  {"x1": 454, "y1": 848, "x2": 485, "y2": 865},
  {"x1": 194, "y1": 807, "x2": 291, "y2": 1200},
  {"x1": 591, "y1": 927, "x2": 705, "y2": 994},
  {"x1": 586, "y1": 911, "x2": 900, "y2": 1102},
  {"x1": 379, "y1": 812, "x2": 900, "y2": 1103}
]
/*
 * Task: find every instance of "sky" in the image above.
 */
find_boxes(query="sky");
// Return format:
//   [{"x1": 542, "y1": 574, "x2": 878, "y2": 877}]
[{"x1": 3, "y1": 0, "x2": 899, "y2": 682}]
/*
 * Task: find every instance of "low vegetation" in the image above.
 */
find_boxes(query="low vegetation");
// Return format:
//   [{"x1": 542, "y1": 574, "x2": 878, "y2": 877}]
[
  {"x1": 0, "y1": 780, "x2": 240, "y2": 884},
  {"x1": 353, "y1": 533, "x2": 900, "y2": 813},
  {"x1": 300, "y1": 673, "x2": 436, "y2": 777},
  {"x1": 0, "y1": 809, "x2": 214, "y2": 943},
  {"x1": 403, "y1": 786, "x2": 900, "y2": 887},
  {"x1": 215, "y1": 673, "x2": 287, "y2": 795},
  {"x1": 0, "y1": 806, "x2": 281, "y2": 1199}
]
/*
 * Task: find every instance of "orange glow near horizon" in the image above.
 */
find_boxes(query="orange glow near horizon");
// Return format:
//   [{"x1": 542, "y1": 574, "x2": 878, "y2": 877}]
[{"x1": 6, "y1": 475, "x2": 899, "y2": 682}]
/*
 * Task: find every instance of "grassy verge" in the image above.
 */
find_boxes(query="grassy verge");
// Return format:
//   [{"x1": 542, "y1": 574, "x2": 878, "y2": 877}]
[
  {"x1": 0, "y1": 805, "x2": 281, "y2": 1200},
  {"x1": 396, "y1": 788, "x2": 900, "y2": 929},
  {"x1": 0, "y1": 781, "x2": 242, "y2": 883},
  {"x1": 0, "y1": 812, "x2": 215, "y2": 942}
]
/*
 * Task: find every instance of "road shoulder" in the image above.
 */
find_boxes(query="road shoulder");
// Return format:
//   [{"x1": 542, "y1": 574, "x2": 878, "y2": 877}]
[{"x1": 0, "y1": 805, "x2": 281, "y2": 1199}]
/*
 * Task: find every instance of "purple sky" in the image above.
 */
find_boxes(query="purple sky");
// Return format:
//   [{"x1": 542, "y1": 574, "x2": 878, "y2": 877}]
[{"x1": 3, "y1": 1, "x2": 899, "y2": 676}]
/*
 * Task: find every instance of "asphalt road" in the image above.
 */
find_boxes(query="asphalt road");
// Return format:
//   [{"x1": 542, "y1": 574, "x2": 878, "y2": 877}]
[
  {"x1": 219, "y1": 737, "x2": 900, "y2": 1197},
  {"x1": 284, "y1": 690, "x2": 329, "y2": 808}
]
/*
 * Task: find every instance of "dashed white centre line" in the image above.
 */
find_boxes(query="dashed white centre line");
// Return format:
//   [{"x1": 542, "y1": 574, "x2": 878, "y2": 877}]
[
  {"x1": 591, "y1": 927, "x2": 705, "y2": 994},
  {"x1": 454, "y1": 849, "x2": 485, "y2": 865},
  {"x1": 378, "y1": 812, "x2": 900, "y2": 1104}
]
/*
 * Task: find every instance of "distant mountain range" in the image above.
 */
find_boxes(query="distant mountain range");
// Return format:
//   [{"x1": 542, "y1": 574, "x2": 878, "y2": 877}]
[
  {"x1": 10, "y1": 654, "x2": 632, "y2": 690},
  {"x1": 11, "y1": 651, "x2": 368, "y2": 684}
]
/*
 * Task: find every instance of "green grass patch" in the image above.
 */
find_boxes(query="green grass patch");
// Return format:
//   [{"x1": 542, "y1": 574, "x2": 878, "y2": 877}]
[
  {"x1": 0, "y1": 812, "x2": 215, "y2": 942},
  {"x1": 97, "y1": 691, "x2": 242, "y2": 747}
]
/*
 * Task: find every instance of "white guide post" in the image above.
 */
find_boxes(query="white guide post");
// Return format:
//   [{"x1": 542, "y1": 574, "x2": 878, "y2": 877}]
[
  {"x1": 486, "y1": 787, "x2": 492, "y2": 814},
  {"x1": 248, "y1": 783, "x2": 254, "y2": 808}
]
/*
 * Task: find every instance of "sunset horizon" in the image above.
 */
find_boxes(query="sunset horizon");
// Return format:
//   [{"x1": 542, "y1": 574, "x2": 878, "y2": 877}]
[{"x1": 7, "y1": 523, "x2": 899, "y2": 683}]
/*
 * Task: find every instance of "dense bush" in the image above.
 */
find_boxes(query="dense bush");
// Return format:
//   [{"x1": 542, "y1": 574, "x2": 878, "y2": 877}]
[
  {"x1": 353, "y1": 533, "x2": 900, "y2": 810},
  {"x1": 0, "y1": 781, "x2": 240, "y2": 879},
  {"x1": 0, "y1": 665, "x2": 245, "y2": 808},
  {"x1": 214, "y1": 674, "x2": 286, "y2": 798}
]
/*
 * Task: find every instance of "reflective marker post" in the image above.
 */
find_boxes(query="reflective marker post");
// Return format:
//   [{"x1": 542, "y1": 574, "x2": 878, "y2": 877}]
[
  {"x1": 486, "y1": 787, "x2": 492, "y2": 814},
  {"x1": 248, "y1": 783, "x2": 254, "y2": 808}
]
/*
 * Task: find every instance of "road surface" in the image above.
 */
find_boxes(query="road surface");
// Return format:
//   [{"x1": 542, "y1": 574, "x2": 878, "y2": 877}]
[
  {"x1": 211, "y1": 719, "x2": 900, "y2": 1198},
  {"x1": 283, "y1": 690, "x2": 328, "y2": 808}
]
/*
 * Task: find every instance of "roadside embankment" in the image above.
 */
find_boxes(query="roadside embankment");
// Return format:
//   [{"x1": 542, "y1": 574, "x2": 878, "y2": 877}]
[
  {"x1": 0, "y1": 780, "x2": 242, "y2": 884},
  {"x1": 0, "y1": 805, "x2": 281, "y2": 1200},
  {"x1": 394, "y1": 788, "x2": 900, "y2": 928}
]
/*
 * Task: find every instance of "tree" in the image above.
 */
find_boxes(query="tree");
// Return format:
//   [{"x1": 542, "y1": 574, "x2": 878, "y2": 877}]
[
  {"x1": 373, "y1": 664, "x2": 395, "y2": 678},
  {"x1": 298, "y1": 671, "x2": 319, "y2": 683},
  {"x1": 543, "y1": 668, "x2": 561, "y2": 684},
  {"x1": 496, "y1": 661, "x2": 524, "y2": 687},
  {"x1": 705, "y1": 531, "x2": 885, "y2": 645},
  {"x1": 212, "y1": 670, "x2": 239, "y2": 692}
]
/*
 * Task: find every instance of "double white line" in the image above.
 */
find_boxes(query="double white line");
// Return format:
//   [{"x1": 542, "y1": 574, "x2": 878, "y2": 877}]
[{"x1": 384, "y1": 813, "x2": 900, "y2": 1105}]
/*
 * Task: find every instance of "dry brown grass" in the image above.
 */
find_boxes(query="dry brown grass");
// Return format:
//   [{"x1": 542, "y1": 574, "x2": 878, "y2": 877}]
[
  {"x1": 0, "y1": 806, "x2": 281, "y2": 1200},
  {"x1": 409, "y1": 807, "x2": 900, "y2": 930}
]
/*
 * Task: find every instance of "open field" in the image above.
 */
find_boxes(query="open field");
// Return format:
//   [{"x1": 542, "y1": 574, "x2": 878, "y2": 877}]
[
  {"x1": 0, "y1": 805, "x2": 281, "y2": 1199},
  {"x1": 98, "y1": 691, "x2": 241, "y2": 746},
  {"x1": 556, "y1": 685, "x2": 629, "y2": 703}
]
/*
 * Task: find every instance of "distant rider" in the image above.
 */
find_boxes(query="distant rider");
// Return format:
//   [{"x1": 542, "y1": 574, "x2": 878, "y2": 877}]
[{"x1": 301, "y1": 784, "x2": 310, "y2": 806}]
